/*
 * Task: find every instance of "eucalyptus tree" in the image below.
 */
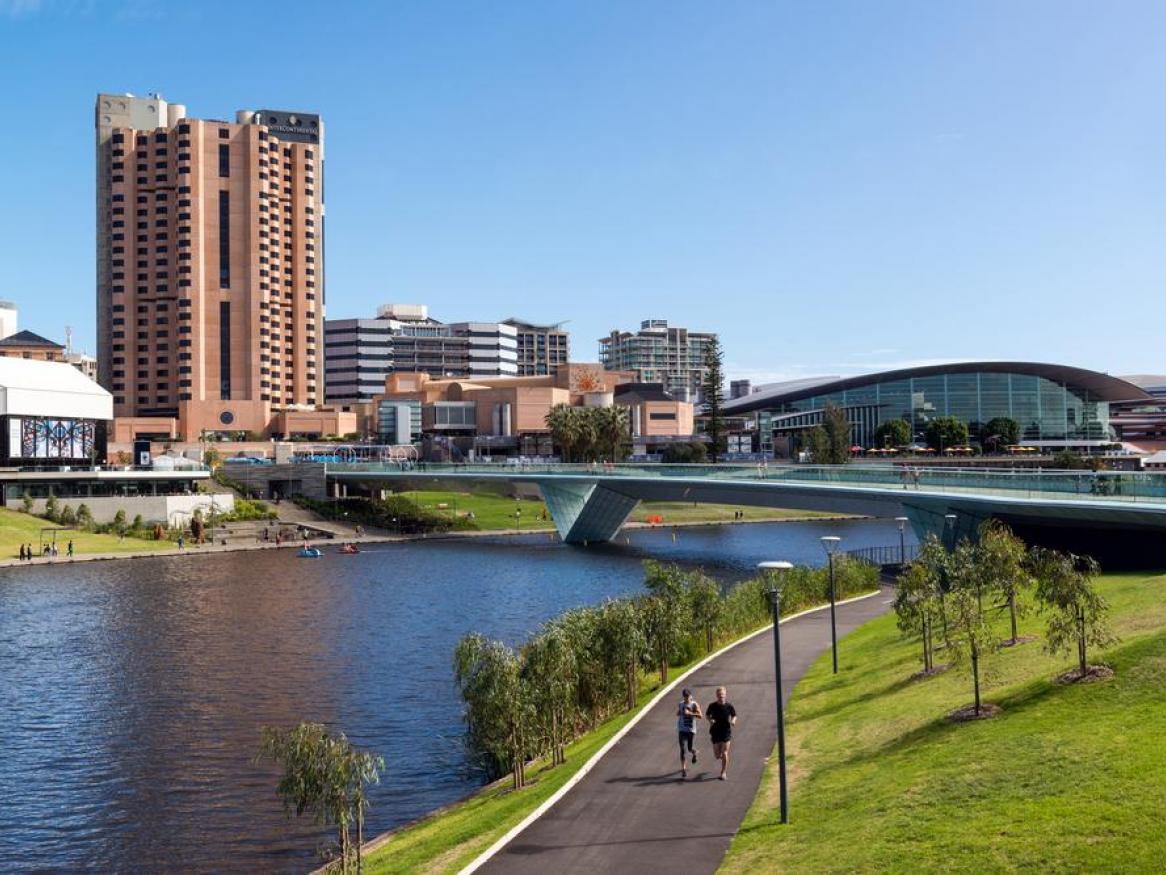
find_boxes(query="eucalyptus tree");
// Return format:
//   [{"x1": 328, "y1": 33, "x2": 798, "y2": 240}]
[
  {"x1": 453, "y1": 633, "x2": 532, "y2": 788},
  {"x1": 641, "y1": 561, "x2": 692, "y2": 683},
  {"x1": 913, "y1": 534, "x2": 953, "y2": 645},
  {"x1": 256, "y1": 722, "x2": 384, "y2": 874},
  {"x1": 945, "y1": 537, "x2": 1008, "y2": 715},
  {"x1": 523, "y1": 624, "x2": 578, "y2": 766},
  {"x1": 895, "y1": 557, "x2": 943, "y2": 673},
  {"x1": 975, "y1": 519, "x2": 1032, "y2": 644},
  {"x1": 596, "y1": 597, "x2": 646, "y2": 712},
  {"x1": 1029, "y1": 548, "x2": 1116, "y2": 679},
  {"x1": 687, "y1": 571, "x2": 723, "y2": 654}
]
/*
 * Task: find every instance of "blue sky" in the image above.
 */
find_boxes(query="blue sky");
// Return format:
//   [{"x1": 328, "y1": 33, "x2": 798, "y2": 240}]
[{"x1": 1, "y1": 0, "x2": 1164, "y2": 382}]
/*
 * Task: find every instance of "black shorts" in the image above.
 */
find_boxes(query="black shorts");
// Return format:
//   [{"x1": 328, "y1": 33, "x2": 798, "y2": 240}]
[
  {"x1": 711, "y1": 734, "x2": 731, "y2": 745},
  {"x1": 678, "y1": 730, "x2": 695, "y2": 751}
]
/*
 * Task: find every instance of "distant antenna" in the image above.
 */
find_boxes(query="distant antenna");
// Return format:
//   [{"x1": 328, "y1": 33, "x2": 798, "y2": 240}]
[{"x1": 65, "y1": 325, "x2": 73, "y2": 355}]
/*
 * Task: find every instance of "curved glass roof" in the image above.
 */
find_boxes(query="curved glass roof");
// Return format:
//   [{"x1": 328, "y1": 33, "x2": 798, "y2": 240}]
[{"x1": 722, "y1": 361, "x2": 1151, "y2": 415}]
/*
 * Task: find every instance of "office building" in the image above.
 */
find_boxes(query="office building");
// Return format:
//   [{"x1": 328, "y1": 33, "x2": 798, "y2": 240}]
[
  {"x1": 376, "y1": 363, "x2": 693, "y2": 459},
  {"x1": 729, "y1": 379, "x2": 752, "y2": 399},
  {"x1": 599, "y1": 319, "x2": 716, "y2": 402},
  {"x1": 324, "y1": 304, "x2": 517, "y2": 403},
  {"x1": 95, "y1": 92, "x2": 325, "y2": 439},
  {"x1": 503, "y1": 318, "x2": 570, "y2": 376}
]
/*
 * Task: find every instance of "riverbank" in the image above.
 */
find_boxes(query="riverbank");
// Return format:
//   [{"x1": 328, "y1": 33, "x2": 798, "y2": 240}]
[
  {"x1": 355, "y1": 586, "x2": 883, "y2": 875},
  {"x1": 722, "y1": 570, "x2": 1166, "y2": 872},
  {"x1": 0, "y1": 500, "x2": 859, "y2": 569}
]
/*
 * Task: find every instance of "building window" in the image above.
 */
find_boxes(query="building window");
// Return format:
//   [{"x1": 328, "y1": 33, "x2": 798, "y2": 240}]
[
  {"x1": 218, "y1": 143, "x2": 230, "y2": 178},
  {"x1": 219, "y1": 191, "x2": 230, "y2": 288},
  {"x1": 220, "y1": 301, "x2": 231, "y2": 399}
]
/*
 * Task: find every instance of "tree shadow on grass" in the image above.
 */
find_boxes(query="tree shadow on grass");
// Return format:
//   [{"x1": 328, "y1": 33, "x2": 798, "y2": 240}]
[
  {"x1": 792, "y1": 672, "x2": 922, "y2": 723},
  {"x1": 805, "y1": 631, "x2": 1164, "y2": 782}
]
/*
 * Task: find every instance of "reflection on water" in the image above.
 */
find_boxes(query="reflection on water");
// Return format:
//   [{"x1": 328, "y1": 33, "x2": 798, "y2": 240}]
[{"x1": 0, "y1": 518, "x2": 906, "y2": 872}]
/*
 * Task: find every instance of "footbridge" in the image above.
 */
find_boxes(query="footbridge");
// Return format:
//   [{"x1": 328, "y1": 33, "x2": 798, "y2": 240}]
[{"x1": 325, "y1": 463, "x2": 1166, "y2": 565}]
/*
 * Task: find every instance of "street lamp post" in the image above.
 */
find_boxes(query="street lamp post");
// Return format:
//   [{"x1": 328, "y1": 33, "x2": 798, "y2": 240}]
[
  {"x1": 895, "y1": 516, "x2": 909, "y2": 566},
  {"x1": 758, "y1": 560, "x2": 793, "y2": 825},
  {"x1": 515, "y1": 507, "x2": 522, "y2": 534},
  {"x1": 943, "y1": 513, "x2": 958, "y2": 551},
  {"x1": 820, "y1": 536, "x2": 842, "y2": 674}
]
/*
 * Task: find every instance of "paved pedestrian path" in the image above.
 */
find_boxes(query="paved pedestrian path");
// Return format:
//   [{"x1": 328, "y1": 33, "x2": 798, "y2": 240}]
[{"x1": 479, "y1": 588, "x2": 893, "y2": 875}]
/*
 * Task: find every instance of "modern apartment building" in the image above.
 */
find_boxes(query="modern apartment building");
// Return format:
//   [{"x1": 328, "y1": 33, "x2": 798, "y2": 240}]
[
  {"x1": 324, "y1": 304, "x2": 518, "y2": 403},
  {"x1": 95, "y1": 92, "x2": 325, "y2": 439},
  {"x1": 598, "y1": 319, "x2": 717, "y2": 402},
  {"x1": 502, "y1": 318, "x2": 570, "y2": 376}
]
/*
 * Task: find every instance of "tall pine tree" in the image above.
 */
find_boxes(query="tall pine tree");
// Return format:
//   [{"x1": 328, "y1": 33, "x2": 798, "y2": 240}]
[{"x1": 702, "y1": 338, "x2": 726, "y2": 463}]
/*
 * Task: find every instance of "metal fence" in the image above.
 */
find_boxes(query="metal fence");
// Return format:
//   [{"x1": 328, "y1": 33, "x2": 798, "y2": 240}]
[{"x1": 844, "y1": 543, "x2": 919, "y2": 568}]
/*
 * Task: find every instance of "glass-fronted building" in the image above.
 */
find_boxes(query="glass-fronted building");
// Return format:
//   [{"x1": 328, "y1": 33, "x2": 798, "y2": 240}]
[{"x1": 723, "y1": 363, "x2": 1150, "y2": 455}]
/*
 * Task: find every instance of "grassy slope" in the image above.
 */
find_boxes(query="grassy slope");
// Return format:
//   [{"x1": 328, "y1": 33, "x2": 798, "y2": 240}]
[
  {"x1": 0, "y1": 507, "x2": 170, "y2": 557},
  {"x1": 723, "y1": 572, "x2": 1166, "y2": 873},
  {"x1": 397, "y1": 490, "x2": 833, "y2": 532}
]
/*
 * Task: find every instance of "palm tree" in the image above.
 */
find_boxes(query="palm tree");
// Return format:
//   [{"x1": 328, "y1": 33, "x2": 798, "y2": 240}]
[
  {"x1": 598, "y1": 405, "x2": 629, "y2": 462},
  {"x1": 575, "y1": 407, "x2": 600, "y2": 461},
  {"x1": 545, "y1": 404, "x2": 579, "y2": 462}
]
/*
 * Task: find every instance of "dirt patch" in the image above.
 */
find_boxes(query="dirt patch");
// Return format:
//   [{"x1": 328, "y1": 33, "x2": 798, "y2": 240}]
[
  {"x1": 1054, "y1": 665, "x2": 1115, "y2": 685},
  {"x1": 946, "y1": 703, "x2": 1002, "y2": 722},
  {"x1": 999, "y1": 635, "x2": 1038, "y2": 648},
  {"x1": 909, "y1": 664, "x2": 951, "y2": 681}
]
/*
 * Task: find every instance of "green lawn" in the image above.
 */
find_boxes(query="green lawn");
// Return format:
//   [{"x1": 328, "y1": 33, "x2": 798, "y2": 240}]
[
  {"x1": 0, "y1": 507, "x2": 172, "y2": 558},
  {"x1": 398, "y1": 490, "x2": 555, "y2": 531},
  {"x1": 629, "y1": 502, "x2": 837, "y2": 525},
  {"x1": 723, "y1": 571, "x2": 1166, "y2": 873},
  {"x1": 394, "y1": 490, "x2": 834, "y2": 532}
]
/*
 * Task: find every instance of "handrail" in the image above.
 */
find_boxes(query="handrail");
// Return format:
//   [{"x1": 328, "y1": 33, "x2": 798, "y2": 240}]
[{"x1": 323, "y1": 461, "x2": 1166, "y2": 506}]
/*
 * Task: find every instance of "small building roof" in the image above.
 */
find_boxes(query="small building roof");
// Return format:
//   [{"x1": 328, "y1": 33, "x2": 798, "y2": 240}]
[
  {"x1": 0, "y1": 329, "x2": 64, "y2": 349},
  {"x1": 614, "y1": 382, "x2": 677, "y2": 403}
]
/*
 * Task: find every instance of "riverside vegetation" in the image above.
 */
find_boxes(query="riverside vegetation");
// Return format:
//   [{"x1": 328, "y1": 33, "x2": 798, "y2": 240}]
[
  {"x1": 453, "y1": 559, "x2": 879, "y2": 788},
  {"x1": 357, "y1": 558, "x2": 878, "y2": 873}
]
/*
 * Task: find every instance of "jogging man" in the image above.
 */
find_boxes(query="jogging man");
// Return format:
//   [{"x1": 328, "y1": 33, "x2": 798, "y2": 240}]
[
  {"x1": 706, "y1": 686, "x2": 737, "y2": 780},
  {"x1": 676, "y1": 688, "x2": 703, "y2": 778}
]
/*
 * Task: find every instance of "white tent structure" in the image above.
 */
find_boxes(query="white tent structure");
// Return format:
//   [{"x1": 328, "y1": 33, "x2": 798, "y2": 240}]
[{"x1": 0, "y1": 356, "x2": 112, "y2": 420}]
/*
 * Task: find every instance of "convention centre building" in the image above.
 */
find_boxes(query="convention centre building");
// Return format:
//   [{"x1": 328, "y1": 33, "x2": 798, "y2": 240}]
[{"x1": 720, "y1": 362, "x2": 1151, "y2": 456}]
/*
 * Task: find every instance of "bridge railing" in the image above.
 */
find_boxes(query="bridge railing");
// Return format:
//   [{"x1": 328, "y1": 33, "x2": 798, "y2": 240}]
[
  {"x1": 325, "y1": 462, "x2": 1166, "y2": 505},
  {"x1": 845, "y1": 543, "x2": 919, "y2": 568}
]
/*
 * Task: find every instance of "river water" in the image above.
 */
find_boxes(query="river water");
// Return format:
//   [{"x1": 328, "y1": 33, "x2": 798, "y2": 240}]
[{"x1": 0, "y1": 518, "x2": 907, "y2": 872}]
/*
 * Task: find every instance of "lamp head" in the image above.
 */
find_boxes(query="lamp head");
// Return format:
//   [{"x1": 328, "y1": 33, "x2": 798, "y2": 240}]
[
  {"x1": 820, "y1": 535, "x2": 842, "y2": 556},
  {"x1": 895, "y1": 515, "x2": 909, "y2": 531}
]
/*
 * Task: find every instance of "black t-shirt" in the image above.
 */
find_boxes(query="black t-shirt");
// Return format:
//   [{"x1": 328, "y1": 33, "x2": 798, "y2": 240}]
[{"x1": 706, "y1": 701, "x2": 736, "y2": 739}]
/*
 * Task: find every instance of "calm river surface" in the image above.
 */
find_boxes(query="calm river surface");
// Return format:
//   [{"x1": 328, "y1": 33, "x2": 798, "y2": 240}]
[{"x1": 0, "y1": 518, "x2": 908, "y2": 872}]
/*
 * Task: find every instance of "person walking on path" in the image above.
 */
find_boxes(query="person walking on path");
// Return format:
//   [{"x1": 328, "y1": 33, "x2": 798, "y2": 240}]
[
  {"x1": 706, "y1": 686, "x2": 737, "y2": 781},
  {"x1": 676, "y1": 688, "x2": 703, "y2": 779},
  {"x1": 67, "y1": 540, "x2": 74, "y2": 557}
]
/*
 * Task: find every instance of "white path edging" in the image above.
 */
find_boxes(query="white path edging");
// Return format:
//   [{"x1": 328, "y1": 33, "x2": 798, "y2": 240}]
[{"x1": 459, "y1": 587, "x2": 884, "y2": 874}]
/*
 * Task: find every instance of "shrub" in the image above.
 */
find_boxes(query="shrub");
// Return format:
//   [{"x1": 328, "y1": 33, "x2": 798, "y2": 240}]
[
  {"x1": 59, "y1": 505, "x2": 77, "y2": 526},
  {"x1": 44, "y1": 495, "x2": 60, "y2": 523}
]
